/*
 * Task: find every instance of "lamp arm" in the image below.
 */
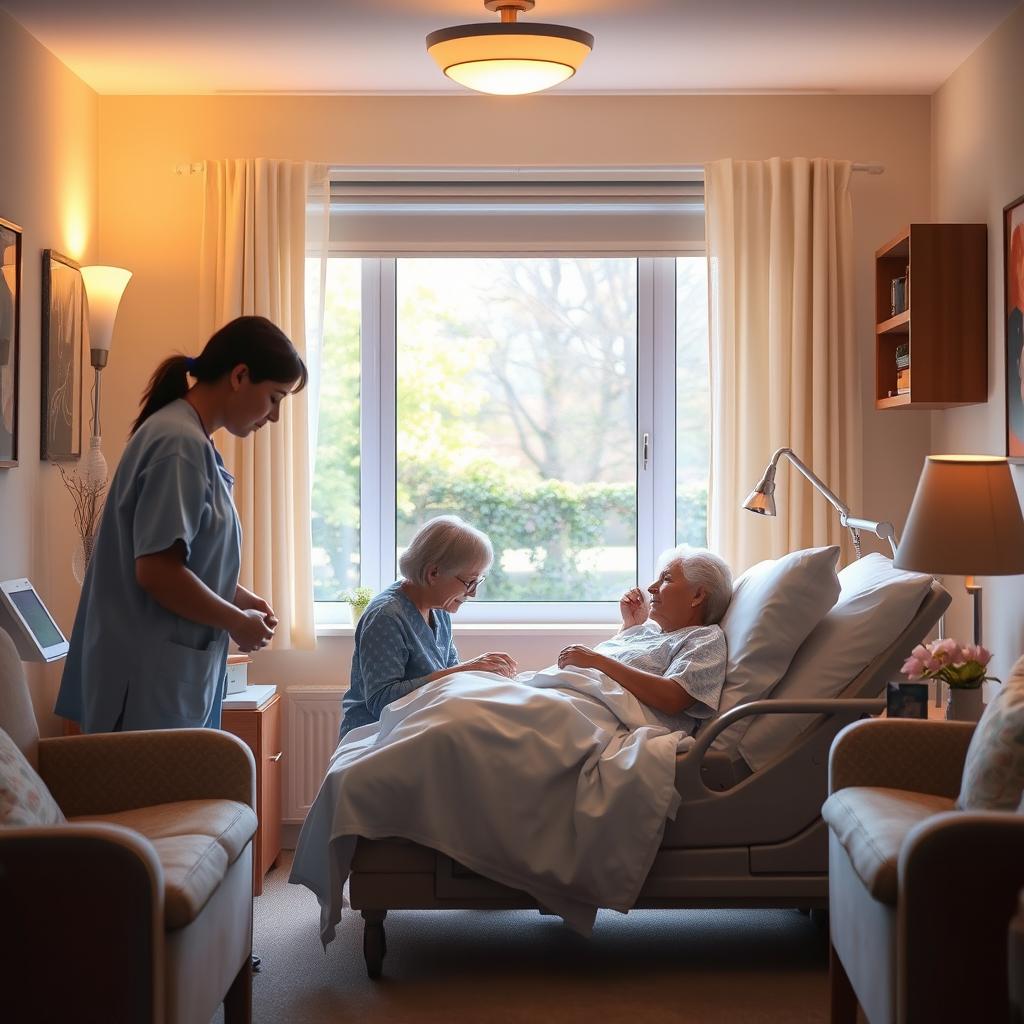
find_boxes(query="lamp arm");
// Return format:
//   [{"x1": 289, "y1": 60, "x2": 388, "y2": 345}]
[
  {"x1": 842, "y1": 515, "x2": 899, "y2": 556},
  {"x1": 770, "y1": 448, "x2": 850, "y2": 517},
  {"x1": 770, "y1": 448, "x2": 899, "y2": 557}
]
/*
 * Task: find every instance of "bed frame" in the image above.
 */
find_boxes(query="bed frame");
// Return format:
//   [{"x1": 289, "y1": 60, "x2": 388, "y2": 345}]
[{"x1": 347, "y1": 581, "x2": 950, "y2": 977}]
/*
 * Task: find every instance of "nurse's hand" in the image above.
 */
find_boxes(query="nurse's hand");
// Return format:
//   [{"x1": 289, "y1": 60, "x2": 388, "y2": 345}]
[
  {"x1": 235, "y1": 586, "x2": 279, "y2": 631},
  {"x1": 231, "y1": 608, "x2": 275, "y2": 653},
  {"x1": 458, "y1": 652, "x2": 518, "y2": 678}
]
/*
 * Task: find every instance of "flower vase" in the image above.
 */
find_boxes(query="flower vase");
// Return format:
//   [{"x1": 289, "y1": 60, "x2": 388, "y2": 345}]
[
  {"x1": 945, "y1": 685, "x2": 984, "y2": 723},
  {"x1": 71, "y1": 533, "x2": 97, "y2": 586}
]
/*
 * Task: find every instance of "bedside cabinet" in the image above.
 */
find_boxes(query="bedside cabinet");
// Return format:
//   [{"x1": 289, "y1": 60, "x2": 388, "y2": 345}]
[{"x1": 221, "y1": 692, "x2": 283, "y2": 896}]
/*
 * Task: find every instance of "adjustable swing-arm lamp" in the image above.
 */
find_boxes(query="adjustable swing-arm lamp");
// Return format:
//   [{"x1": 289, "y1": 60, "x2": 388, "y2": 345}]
[{"x1": 744, "y1": 447, "x2": 898, "y2": 557}]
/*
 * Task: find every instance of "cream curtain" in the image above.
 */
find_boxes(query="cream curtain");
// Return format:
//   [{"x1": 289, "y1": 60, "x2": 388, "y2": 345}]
[
  {"x1": 705, "y1": 157, "x2": 859, "y2": 573},
  {"x1": 200, "y1": 159, "x2": 330, "y2": 649}
]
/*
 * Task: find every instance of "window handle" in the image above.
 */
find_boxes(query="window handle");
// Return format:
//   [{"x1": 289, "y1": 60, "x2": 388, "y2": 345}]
[{"x1": 642, "y1": 432, "x2": 650, "y2": 470}]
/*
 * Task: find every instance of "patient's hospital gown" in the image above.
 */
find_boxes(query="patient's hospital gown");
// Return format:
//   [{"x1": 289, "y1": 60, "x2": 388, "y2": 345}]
[{"x1": 595, "y1": 621, "x2": 726, "y2": 733}]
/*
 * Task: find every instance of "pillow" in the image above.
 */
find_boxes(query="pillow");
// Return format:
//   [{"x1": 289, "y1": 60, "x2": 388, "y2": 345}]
[
  {"x1": 957, "y1": 655, "x2": 1024, "y2": 811},
  {"x1": 714, "y1": 545, "x2": 842, "y2": 732},
  {"x1": 0, "y1": 727, "x2": 65, "y2": 827},
  {"x1": 735, "y1": 553, "x2": 935, "y2": 771}
]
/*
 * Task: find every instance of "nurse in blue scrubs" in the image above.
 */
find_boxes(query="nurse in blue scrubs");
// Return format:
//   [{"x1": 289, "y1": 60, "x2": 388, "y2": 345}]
[{"x1": 55, "y1": 315, "x2": 307, "y2": 733}]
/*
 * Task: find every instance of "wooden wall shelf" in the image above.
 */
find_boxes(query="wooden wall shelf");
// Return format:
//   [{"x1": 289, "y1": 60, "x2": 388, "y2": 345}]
[{"x1": 874, "y1": 224, "x2": 987, "y2": 409}]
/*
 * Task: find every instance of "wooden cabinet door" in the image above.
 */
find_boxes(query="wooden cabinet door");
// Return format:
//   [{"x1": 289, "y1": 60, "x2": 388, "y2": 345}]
[{"x1": 260, "y1": 695, "x2": 283, "y2": 880}]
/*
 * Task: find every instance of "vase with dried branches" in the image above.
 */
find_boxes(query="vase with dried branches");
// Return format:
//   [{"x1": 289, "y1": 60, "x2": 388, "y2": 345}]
[{"x1": 56, "y1": 462, "x2": 106, "y2": 585}]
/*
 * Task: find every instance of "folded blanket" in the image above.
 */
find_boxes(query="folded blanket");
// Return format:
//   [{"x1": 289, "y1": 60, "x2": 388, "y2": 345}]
[{"x1": 290, "y1": 665, "x2": 693, "y2": 943}]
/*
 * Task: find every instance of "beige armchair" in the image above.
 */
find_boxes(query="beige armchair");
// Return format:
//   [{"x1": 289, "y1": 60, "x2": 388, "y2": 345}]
[
  {"x1": 0, "y1": 628, "x2": 258, "y2": 1024},
  {"x1": 823, "y1": 716, "x2": 1024, "y2": 1023}
]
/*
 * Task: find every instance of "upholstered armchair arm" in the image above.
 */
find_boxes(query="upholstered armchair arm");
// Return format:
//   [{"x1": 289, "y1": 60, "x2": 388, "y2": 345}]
[
  {"x1": 828, "y1": 718, "x2": 975, "y2": 798},
  {"x1": 0, "y1": 823, "x2": 163, "y2": 1022},
  {"x1": 898, "y1": 811, "x2": 1024, "y2": 1023},
  {"x1": 38, "y1": 728, "x2": 256, "y2": 817}
]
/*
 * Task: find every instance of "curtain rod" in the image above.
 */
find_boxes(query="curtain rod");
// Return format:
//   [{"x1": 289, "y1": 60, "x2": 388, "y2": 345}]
[{"x1": 176, "y1": 162, "x2": 885, "y2": 178}]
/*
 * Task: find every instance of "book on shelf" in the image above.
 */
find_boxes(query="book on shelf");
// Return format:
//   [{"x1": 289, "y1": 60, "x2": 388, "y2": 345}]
[{"x1": 896, "y1": 367, "x2": 911, "y2": 392}]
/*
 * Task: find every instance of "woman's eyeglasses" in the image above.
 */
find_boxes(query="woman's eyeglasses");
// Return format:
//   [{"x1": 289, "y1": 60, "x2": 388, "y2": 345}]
[{"x1": 455, "y1": 574, "x2": 486, "y2": 595}]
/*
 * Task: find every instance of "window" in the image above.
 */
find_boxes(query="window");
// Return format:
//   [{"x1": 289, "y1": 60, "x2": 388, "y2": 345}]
[{"x1": 310, "y1": 174, "x2": 708, "y2": 625}]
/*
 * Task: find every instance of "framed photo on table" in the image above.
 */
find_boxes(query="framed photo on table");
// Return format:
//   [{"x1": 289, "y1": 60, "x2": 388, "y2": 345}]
[
  {"x1": 1005, "y1": 192, "x2": 1024, "y2": 462},
  {"x1": 0, "y1": 217, "x2": 22, "y2": 469},
  {"x1": 40, "y1": 250, "x2": 84, "y2": 460}
]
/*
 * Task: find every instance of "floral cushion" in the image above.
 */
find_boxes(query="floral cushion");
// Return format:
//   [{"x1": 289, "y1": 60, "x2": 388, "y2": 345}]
[
  {"x1": 957, "y1": 655, "x2": 1024, "y2": 811},
  {"x1": 0, "y1": 727, "x2": 65, "y2": 826}
]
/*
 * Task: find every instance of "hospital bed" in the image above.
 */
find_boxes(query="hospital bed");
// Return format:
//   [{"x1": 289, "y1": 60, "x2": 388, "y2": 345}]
[{"x1": 345, "y1": 578, "x2": 949, "y2": 977}]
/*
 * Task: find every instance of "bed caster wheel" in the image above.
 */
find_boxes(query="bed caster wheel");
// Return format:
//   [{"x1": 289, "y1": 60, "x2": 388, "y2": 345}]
[
  {"x1": 808, "y1": 908, "x2": 828, "y2": 930},
  {"x1": 362, "y1": 910, "x2": 387, "y2": 979}
]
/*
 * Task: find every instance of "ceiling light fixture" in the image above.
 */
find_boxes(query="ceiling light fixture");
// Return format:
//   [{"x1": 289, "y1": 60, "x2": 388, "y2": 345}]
[{"x1": 426, "y1": 1, "x2": 594, "y2": 96}]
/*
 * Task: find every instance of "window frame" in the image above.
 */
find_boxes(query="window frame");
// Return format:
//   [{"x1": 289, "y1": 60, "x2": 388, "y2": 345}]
[{"x1": 313, "y1": 247, "x2": 706, "y2": 629}]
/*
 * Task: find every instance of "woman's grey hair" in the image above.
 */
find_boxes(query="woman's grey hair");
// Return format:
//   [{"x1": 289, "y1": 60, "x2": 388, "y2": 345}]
[
  {"x1": 398, "y1": 515, "x2": 494, "y2": 587},
  {"x1": 657, "y1": 545, "x2": 734, "y2": 625}
]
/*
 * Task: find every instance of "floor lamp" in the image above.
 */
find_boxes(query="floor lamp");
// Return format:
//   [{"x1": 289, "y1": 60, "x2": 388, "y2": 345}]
[
  {"x1": 893, "y1": 455, "x2": 1024, "y2": 647},
  {"x1": 80, "y1": 266, "x2": 132, "y2": 486},
  {"x1": 744, "y1": 447, "x2": 898, "y2": 557}
]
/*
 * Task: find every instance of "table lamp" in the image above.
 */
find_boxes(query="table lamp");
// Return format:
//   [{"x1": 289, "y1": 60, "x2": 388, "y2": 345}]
[{"x1": 893, "y1": 455, "x2": 1024, "y2": 645}]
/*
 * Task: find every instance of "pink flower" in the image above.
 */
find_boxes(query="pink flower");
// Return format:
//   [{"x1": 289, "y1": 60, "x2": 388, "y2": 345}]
[
  {"x1": 911, "y1": 643, "x2": 930, "y2": 661},
  {"x1": 933, "y1": 638, "x2": 960, "y2": 662},
  {"x1": 923, "y1": 655, "x2": 942, "y2": 672},
  {"x1": 902, "y1": 656, "x2": 925, "y2": 679},
  {"x1": 963, "y1": 644, "x2": 992, "y2": 667}
]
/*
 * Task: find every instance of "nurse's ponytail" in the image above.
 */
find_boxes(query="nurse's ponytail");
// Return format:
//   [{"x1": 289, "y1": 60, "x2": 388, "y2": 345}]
[{"x1": 131, "y1": 316, "x2": 307, "y2": 435}]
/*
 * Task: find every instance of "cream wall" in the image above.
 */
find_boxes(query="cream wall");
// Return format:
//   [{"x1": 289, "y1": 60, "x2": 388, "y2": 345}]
[
  {"x1": 0, "y1": 11, "x2": 97, "y2": 725},
  {"x1": 931, "y1": 2, "x2": 1024, "y2": 680},
  {"x1": 94, "y1": 92, "x2": 933, "y2": 694}
]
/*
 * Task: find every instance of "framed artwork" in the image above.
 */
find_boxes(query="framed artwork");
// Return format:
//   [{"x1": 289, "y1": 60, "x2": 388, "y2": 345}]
[
  {"x1": 886, "y1": 681, "x2": 929, "y2": 720},
  {"x1": 41, "y1": 250, "x2": 84, "y2": 460},
  {"x1": 1005, "y1": 192, "x2": 1024, "y2": 462},
  {"x1": 0, "y1": 217, "x2": 21, "y2": 468}
]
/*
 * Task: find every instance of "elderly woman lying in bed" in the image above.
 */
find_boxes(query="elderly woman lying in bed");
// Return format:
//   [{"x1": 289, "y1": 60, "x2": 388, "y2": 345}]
[{"x1": 558, "y1": 545, "x2": 733, "y2": 734}]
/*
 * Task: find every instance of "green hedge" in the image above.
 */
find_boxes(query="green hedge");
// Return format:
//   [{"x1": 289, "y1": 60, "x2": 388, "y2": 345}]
[{"x1": 313, "y1": 461, "x2": 708, "y2": 601}]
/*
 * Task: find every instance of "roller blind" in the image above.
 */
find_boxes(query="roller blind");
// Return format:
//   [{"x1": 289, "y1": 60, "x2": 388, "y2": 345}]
[{"x1": 324, "y1": 168, "x2": 705, "y2": 256}]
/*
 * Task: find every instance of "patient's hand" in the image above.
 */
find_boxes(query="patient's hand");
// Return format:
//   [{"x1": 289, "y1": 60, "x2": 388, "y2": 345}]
[
  {"x1": 619, "y1": 587, "x2": 649, "y2": 628},
  {"x1": 558, "y1": 645, "x2": 605, "y2": 672}
]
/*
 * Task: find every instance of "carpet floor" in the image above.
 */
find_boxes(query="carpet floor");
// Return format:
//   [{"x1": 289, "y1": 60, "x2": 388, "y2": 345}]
[{"x1": 214, "y1": 851, "x2": 834, "y2": 1023}]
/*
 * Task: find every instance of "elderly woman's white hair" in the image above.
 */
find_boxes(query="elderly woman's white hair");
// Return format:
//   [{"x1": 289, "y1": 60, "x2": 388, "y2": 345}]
[
  {"x1": 399, "y1": 515, "x2": 494, "y2": 586},
  {"x1": 656, "y1": 544, "x2": 733, "y2": 625}
]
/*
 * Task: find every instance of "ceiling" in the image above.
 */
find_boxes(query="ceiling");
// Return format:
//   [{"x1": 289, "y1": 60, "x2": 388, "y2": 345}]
[{"x1": 1, "y1": 0, "x2": 1019, "y2": 96}]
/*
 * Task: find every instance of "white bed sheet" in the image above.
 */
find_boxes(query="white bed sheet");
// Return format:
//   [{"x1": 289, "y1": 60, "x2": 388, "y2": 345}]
[{"x1": 289, "y1": 665, "x2": 693, "y2": 943}]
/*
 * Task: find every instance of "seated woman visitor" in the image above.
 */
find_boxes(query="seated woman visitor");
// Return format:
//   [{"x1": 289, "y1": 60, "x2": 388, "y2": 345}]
[
  {"x1": 558, "y1": 545, "x2": 733, "y2": 733},
  {"x1": 339, "y1": 515, "x2": 518, "y2": 739}
]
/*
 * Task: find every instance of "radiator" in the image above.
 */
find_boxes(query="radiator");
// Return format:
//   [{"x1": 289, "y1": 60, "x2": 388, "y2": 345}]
[{"x1": 284, "y1": 687, "x2": 344, "y2": 823}]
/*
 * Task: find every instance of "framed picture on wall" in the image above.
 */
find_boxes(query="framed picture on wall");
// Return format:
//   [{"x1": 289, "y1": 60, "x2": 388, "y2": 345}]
[
  {"x1": 1005, "y1": 192, "x2": 1024, "y2": 463},
  {"x1": 41, "y1": 250, "x2": 84, "y2": 460},
  {"x1": 0, "y1": 217, "x2": 22, "y2": 469}
]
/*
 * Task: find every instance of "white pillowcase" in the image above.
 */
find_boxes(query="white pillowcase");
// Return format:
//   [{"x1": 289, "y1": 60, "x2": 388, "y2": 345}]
[
  {"x1": 736, "y1": 553, "x2": 934, "y2": 771},
  {"x1": 714, "y1": 546, "x2": 842, "y2": 739}
]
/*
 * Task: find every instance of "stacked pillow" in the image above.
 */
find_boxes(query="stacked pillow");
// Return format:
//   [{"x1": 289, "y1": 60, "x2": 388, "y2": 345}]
[
  {"x1": 737, "y1": 553, "x2": 934, "y2": 771},
  {"x1": 712, "y1": 546, "x2": 842, "y2": 752},
  {"x1": 0, "y1": 727, "x2": 65, "y2": 827},
  {"x1": 958, "y1": 654, "x2": 1024, "y2": 811}
]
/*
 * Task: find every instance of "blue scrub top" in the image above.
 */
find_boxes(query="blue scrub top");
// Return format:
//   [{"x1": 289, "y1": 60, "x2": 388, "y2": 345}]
[
  {"x1": 55, "y1": 399, "x2": 242, "y2": 732},
  {"x1": 339, "y1": 581, "x2": 460, "y2": 738}
]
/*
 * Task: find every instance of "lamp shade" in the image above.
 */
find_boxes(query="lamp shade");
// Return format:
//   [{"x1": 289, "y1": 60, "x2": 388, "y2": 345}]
[
  {"x1": 427, "y1": 22, "x2": 593, "y2": 94},
  {"x1": 81, "y1": 266, "x2": 131, "y2": 364},
  {"x1": 893, "y1": 455, "x2": 1024, "y2": 576}
]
